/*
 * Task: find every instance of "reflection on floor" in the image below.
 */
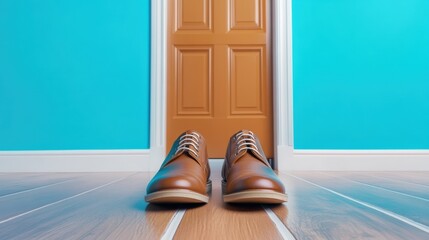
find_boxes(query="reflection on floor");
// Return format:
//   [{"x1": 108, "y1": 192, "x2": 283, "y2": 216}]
[{"x1": 0, "y1": 161, "x2": 428, "y2": 239}]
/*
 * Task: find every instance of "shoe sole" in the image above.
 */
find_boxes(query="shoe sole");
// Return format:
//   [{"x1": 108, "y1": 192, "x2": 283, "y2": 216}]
[
  {"x1": 222, "y1": 182, "x2": 287, "y2": 203},
  {"x1": 145, "y1": 181, "x2": 211, "y2": 203},
  {"x1": 223, "y1": 190, "x2": 287, "y2": 203}
]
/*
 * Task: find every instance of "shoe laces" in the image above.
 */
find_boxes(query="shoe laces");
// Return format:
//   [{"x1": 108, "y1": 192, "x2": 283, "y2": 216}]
[
  {"x1": 175, "y1": 132, "x2": 200, "y2": 157},
  {"x1": 235, "y1": 131, "x2": 262, "y2": 156}
]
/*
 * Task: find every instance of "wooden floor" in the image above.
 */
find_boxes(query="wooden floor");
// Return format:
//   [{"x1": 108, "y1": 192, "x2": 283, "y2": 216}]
[{"x1": 0, "y1": 161, "x2": 428, "y2": 240}]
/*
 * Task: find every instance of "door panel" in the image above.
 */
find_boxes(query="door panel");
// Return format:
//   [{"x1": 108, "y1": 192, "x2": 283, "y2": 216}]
[
  {"x1": 168, "y1": 0, "x2": 272, "y2": 158},
  {"x1": 230, "y1": 46, "x2": 265, "y2": 115},
  {"x1": 175, "y1": 46, "x2": 213, "y2": 116},
  {"x1": 230, "y1": 0, "x2": 264, "y2": 30},
  {"x1": 177, "y1": 0, "x2": 212, "y2": 30}
]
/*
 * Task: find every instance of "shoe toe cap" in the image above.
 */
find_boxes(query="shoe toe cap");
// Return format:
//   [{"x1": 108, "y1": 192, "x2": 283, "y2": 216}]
[
  {"x1": 226, "y1": 174, "x2": 285, "y2": 194},
  {"x1": 147, "y1": 174, "x2": 205, "y2": 194}
]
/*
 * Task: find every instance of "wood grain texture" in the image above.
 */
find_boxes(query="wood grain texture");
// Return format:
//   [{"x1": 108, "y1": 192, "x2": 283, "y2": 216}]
[
  {"x1": 173, "y1": 160, "x2": 282, "y2": 240},
  {"x1": 271, "y1": 172, "x2": 429, "y2": 240},
  {"x1": 0, "y1": 173, "x2": 176, "y2": 240},
  {"x1": 0, "y1": 168, "x2": 428, "y2": 239}
]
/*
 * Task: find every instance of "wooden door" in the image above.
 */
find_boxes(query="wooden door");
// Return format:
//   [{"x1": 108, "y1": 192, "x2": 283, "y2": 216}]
[{"x1": 167, "y1": 0, "x2": 273, "y2": 158}]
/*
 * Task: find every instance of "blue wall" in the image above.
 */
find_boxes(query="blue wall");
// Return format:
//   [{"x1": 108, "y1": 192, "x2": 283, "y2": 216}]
[
  {"x1": 2, "y1": 0, "x2": 428, "y2": 151},
  {"x1": 293, "y1": 0, "x2": 429, "y2": 149},
  {"x1": 0, "y1": 0, "x2": 151, "y2": 150}
]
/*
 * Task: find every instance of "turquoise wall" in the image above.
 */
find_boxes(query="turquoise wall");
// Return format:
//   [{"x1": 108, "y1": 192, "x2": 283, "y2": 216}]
[
  {"x1": 293, "y1": 0, "x2": 429, "y2": 149},
  {"x1": 2, "y1": 0, "x2": 428, "y2": 151},
  {"x1": 0, "y1": 0, "x2": 151, "y2": 150}
]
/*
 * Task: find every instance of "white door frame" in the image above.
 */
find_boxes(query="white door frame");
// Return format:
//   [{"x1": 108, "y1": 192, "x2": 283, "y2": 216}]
[{"x1": 149, "y1": 0, "x2": 294, "y2": 171}]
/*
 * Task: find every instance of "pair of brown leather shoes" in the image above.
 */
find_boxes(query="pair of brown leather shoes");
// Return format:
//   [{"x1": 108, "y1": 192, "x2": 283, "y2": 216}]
[{"x1": 145, "y1": 130, "x2": 287, "y2": 204}]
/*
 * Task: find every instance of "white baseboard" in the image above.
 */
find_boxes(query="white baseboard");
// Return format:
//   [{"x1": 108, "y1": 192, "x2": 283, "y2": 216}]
[
  {"x1": 277, "y1": 145, "x2": 429, "y2": 171},
  {"x1": 2, "y1": 148, "x2": 428, "y2": 172},
  {"x1": 0, "y1": 150, "x2": 151, "y2": 172}
]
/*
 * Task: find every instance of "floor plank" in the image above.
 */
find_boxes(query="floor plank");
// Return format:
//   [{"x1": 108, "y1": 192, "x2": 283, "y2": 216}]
[
  {"x1": 0, "y1": 169, "x2": 427, "y2": 239},
  {"x1": 0, "y1": 172, "x2": 176, "y2": 240},
  {"x1": 366, "y1": 172, "x2": 429, "y2": 187},
  {"x1": 0, "y1": 173, "x2": 129, "y2": 222},
  {"x1": 173, "y1": 161, "x2": 283, "y2": 240},
  {"x1": 271, "y1": 172, "x2": 429, "y2": 240},
  {"x1": 400, "y1": 172, "x2": 429, "y2": 180},
  {"x1": 331, "y1": 172, "x2": 429, "y2": 201},
  {"x1": 297, "y1": 172, "x2": 429, "y2": 227},
  {"x1": 0, "y1": 173, "x2": 85, "y2": 196}
]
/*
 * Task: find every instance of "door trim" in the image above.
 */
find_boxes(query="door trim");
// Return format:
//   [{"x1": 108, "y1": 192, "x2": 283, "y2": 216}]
[
  {"x1": 272, "y1": 0, "x2": 293, "y2": 170},
  {"x1": 150, "y1": 0, "x2": 293, "y2": 171},
  {"x1": 150, "y1": 0, "x2": 168, "y2": 171}
]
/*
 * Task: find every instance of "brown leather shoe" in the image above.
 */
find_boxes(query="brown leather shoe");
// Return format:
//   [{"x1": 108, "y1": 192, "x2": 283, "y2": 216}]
[
  {"x1": 222, "y1": 130, "x2": 287, "y2": 203},
  {"x1": 146, "y1": 130, "x2": 211, "y2": 203}
]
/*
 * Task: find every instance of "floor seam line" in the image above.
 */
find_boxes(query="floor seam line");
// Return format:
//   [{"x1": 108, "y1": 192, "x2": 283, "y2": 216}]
[
  {"x1": 323, "y1": 173, "x2": 429, "y2": 203},
  {"x1": 0, "y1": 179, "x2": 74, "y2": 199},
  {"x1": 0, "y1": 172, "x2": 137, "y2": 225},
  {"x1": 263, "y1": 205, "x2": 296, "y2": 240},
  {"x1": 364, "y1": 174, "x2": 429, "y2": 189},
  {"x1": 160, "y1": 209, "x2": 186, "y2": 240},
  {"x1": 286, "y1": 173, "x2": 429, "y2": 234}
]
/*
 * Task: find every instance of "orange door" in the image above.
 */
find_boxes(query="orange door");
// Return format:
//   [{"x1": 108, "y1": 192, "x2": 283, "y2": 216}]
[{"x1": 167, "y1": 0, "x2": 273, "y2": 158}]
